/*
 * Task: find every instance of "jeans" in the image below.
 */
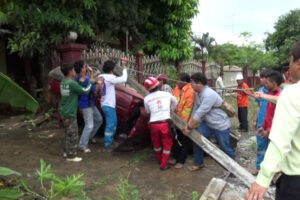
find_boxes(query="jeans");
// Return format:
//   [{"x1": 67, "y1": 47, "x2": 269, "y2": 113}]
[
  {"x1": 238, "y1": 107, "x2": 248, "y2": 131},
  {"x1": 193, "y1": 122, "x2": 235, "y2": 165},
  {"x1": 102, "y1": 106, "x2": 117, "y2": 147},
  {"x1": 255, "y1": 134, "x2": 269, "y2": 169},
  {"x1": 79, "y1": 106, "x2": 103, "y2": 149}
]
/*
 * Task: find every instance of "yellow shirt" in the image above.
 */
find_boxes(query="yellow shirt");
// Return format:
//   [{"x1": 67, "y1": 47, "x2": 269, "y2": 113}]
[{"x1": 256, "y1": 81, "x2": 300, "y2": 187}]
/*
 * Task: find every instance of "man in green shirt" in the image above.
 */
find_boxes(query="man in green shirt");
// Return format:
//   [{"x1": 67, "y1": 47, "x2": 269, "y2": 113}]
[
  {"x1": 246, "y1": 41, "x2": 300, "y2": 200},
  {"x1": 59, "y1": 63, "x2": 92, "y2": 162}
]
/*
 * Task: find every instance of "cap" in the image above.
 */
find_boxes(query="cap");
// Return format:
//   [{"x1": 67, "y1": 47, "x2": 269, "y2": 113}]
[{"x1": 144, "y1": 77, "x2": 159, "y2": 91}]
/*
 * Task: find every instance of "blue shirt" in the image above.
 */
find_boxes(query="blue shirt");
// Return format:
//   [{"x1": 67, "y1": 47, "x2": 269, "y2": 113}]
[
  {"x1": 255, "y1": 86, "x2": 269, "y2": 128},
  {"x1": 76, "y1": 76, "x2": 96, "y2": 109}
]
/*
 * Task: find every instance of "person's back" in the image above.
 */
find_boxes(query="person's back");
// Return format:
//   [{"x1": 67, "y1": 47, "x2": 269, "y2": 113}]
[
  {"x1": 143, "y1": 77, "x2": 178, "y2": 170},
  {"x1": 144, "y1": 90, "x2": 177, "y2": 122},
  {"x1": 60, "y1": 78, "x2": 91, "y2": 118}
]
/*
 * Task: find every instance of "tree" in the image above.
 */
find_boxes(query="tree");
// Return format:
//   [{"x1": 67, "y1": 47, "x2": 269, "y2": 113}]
[
  {"x1": 265, "y1": 9, "x2": 300, "y2": 65},
  {"x1": 210, "y1": 42, "x2": 278, "y2": 71},
  {"x1": 141, "y1": 0, "x2": 199, "y2": 61},
  {"x1": 210, "y1": 43, "x2": 240, "y2": 67},
  {"x1": 192, "y1": 32, "x2": 216, "y2": 61},
  {"x1": 3, "y1": 0, "x2": 199, "y2": 62},
  {"x1": 4, "y1": 0, "x2": 97, "y2": 57}
]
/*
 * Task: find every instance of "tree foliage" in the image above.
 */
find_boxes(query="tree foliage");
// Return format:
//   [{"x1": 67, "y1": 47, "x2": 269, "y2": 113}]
[
  {"x1": 192, "y1": 32, "x2": 216, "y2": 61},
  {"x1": 4, "y1": 0, "x2": 97, "y2": 57},
  {"x1": 210, "y1": 42, "x2": 278, "y2": 71},
  {"x1": 3, "y1": 0, "x2": 199, "y2": 62},
  {"x1": 265, "y1": 9, "x2": 300, "y2": 65},
  {"x1": 141, "y1": 0, "x2": 199, "y2": 61}
]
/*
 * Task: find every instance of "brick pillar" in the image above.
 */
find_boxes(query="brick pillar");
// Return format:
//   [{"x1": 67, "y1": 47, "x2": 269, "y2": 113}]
[
  {"x1": 57, "y1": 43, "x2": 86, "y2": 64},
  {"x1": 135, "y1": 52, "x2": 144, "y2": 84},
  {"x1": 201, "y1": 60, "x2": 206, "y2": 75},
  {"x1": 176, "y1": 61, "x2": 181, "y2": 74},
  {"x1": 243, "y1": 66, "x2": 248, "y2": 84}
]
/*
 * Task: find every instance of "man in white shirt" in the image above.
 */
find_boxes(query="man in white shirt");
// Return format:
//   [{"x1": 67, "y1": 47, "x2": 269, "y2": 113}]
[
  {"x1": 215, "y1": 72, "x2": 225, "y2": 96},
  {"x1": 99, "y1": 59, "x2": 127, "y2": 148},
  {"x1": 144, "y1": 77, "x2": 178, "y2": 170}
]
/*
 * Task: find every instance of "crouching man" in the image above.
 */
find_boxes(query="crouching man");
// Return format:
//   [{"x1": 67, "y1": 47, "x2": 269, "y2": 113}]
[
  {"x1": 144, "y1": 77, "x2": 178, "y2": 170},
  {"x1": 182, "y1": 73, "x2": 235, "y2": 171}
]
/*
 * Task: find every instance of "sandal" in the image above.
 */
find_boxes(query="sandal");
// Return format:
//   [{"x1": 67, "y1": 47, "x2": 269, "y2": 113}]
[
  {"x1": 189, "y1": 164, "x2": 204, "y2": 172},
  {"x1": 168, "y1": 158, "x2": 177, "y2": 165},
  {"x1": 174, "y1": 163, "x2": 183, "y2": 169}
]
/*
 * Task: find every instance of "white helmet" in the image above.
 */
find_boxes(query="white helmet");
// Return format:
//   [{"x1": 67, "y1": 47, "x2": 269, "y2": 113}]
[{"x1": 236, "y1": 74, "x2": 244, "y2": 80}]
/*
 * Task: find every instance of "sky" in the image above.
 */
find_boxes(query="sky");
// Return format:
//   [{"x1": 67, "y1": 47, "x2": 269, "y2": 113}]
[{"x1": 192, "y1": 0, "x2": 300, "y2": 45}]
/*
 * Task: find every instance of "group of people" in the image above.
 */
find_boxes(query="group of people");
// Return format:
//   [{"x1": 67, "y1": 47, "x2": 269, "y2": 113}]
[
  {"x1": 144, "y1": 72, "x2": 235, "y2": 170},
  {"x1": 58, "y1": 40, "x2": 300, "y2": 199},
  {"x1": 144, "y1": 41, "x2": 300, "y2": 199},
  {"x1": 246, "y1": 41, "x2": 300, "y2": 200},
  {"x1": 59, "y1": 59, "x2": 127, "y2": 162}
]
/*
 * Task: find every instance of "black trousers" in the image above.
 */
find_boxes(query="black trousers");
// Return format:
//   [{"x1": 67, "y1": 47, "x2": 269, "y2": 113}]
[
  {"x1": 238, "y1": 107, "x2": 248, "y2": 131},
  {"x1": 172, "y1": 129, "x2": 193, "y2": 164},
  {"x1": 276, "y1": 173, "x2": 300, "y2": 200}
]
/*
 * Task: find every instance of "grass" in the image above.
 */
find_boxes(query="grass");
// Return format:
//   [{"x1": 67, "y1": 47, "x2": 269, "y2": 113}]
[
  {"x1": 132, "y1": 152, "x2": 150, "y2": 163},
  {"x1": 86, "y1": 176, "x2": 110, "y2": 191}
]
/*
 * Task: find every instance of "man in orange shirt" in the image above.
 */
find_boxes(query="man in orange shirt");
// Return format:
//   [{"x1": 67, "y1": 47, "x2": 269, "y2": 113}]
[
  {"x1": 171, "y1": 72, "x2": 195, "y2": 169},
  {"x1": 236, "y1": 74, "x2": 250, "y2": 132}
]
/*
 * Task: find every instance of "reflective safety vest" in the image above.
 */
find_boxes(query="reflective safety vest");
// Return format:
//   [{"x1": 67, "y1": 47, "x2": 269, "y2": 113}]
[{"x1": 173, "y1": 84, "x2": 195, "y2": 122}]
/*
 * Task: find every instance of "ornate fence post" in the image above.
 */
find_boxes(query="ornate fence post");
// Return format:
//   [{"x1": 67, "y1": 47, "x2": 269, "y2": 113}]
[
  {"x1": 57, "y1": 43, "x2": 86, "y2": 64},
  {"x1": 135, "y1": 52, "x2": 144, "y2": 84},
  {"x1": 201, "y1": 60, "x2": 206, "y2": 75}
]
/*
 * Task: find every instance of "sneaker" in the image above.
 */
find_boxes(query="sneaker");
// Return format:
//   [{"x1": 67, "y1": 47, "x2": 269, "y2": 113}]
[
  {"x1": 66, "y1": 157, "x2": 82, "y2": 162},
  {"x1": 79, "y1": 148, "x2": 91, "y2": 153}
]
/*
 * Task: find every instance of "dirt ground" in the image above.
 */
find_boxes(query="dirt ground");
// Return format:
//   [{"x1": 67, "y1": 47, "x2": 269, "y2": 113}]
[{"x1": 0, "y1": 97, "x2": 258, "y2": 200}]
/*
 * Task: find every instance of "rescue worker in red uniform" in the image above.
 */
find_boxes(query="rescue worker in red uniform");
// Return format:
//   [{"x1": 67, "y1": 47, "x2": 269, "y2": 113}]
[{"x1": 144, "y1": 77, "x2": 178, "y2": 170}]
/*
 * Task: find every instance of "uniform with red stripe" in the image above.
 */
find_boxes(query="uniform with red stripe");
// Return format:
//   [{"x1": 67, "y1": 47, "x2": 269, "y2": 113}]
[{"x1": 144, "y1": 77, "x2": 178, "y2": 170}]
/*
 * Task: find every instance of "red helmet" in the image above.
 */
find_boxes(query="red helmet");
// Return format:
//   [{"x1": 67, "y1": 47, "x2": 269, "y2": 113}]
[
  {"x1": 157, "y1": 74, "x2": 169, "y2": 82},
  {"x1": 144, "y1": 77, "x2": 159, "y2": 91}
]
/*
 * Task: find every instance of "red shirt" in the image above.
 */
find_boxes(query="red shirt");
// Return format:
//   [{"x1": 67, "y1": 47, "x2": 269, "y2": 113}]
[
  {"x1": 262, "y1": 88, "x2": 281, "y2": 132},
  {"x1": 237, "y1": 82, "x2": 250, "y2": 107}
]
